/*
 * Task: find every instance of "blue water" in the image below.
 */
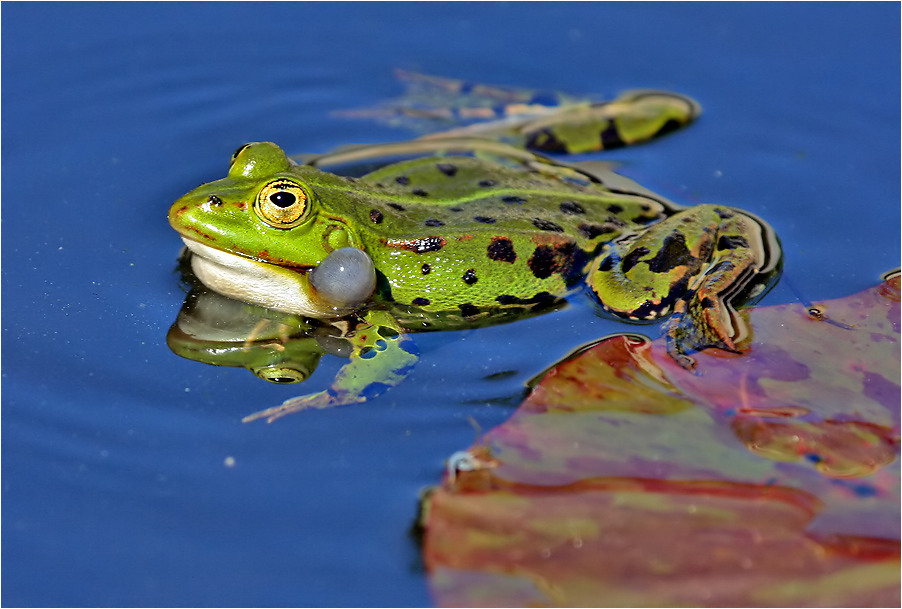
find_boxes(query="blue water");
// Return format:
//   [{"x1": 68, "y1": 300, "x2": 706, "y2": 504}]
[{"x1": 3, "y1": 2, "x2": 899, "y2": 606}]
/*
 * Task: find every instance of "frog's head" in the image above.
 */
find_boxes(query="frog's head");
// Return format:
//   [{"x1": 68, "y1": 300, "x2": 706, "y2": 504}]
[{"x1": 169, "y1": 142, "x2": 376, "y2": 318}]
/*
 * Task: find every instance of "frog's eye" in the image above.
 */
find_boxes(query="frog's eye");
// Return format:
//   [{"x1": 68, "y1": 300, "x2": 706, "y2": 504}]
[{"x1": 255, "y1": 179, "x2": 309, "y2": 228}]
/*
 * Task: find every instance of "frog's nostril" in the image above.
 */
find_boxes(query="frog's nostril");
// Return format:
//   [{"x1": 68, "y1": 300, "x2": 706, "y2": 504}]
[{"x1": 230, "y1": 143, "x2": 250, "y2": 162}]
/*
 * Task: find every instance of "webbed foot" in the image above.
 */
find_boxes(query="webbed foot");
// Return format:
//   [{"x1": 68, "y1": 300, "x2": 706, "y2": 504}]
[
  {"x1": 664, "y1": 300, "x2": 743, "y2": 372},
  {"x1": 588, "y1": 204, "x2": 781, "y2": 369}
]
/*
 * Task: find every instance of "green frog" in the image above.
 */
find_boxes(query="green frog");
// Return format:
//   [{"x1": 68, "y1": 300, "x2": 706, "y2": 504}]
[{"x1": 169, "y1": 87, "x2": 781, "y2": 422}]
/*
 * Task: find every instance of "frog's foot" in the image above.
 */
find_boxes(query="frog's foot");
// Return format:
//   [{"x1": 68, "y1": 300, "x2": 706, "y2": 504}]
[
  {"x1": 588, "y1": 204, "x2": 781, "y2": 368},
  {"x1": 664, "y1": 296, "x2": 744, "y2": 371},
  {"x1": 664, "y1": 213, "x2": 781, "y2": 368},
  {"x1": 242, "y1": 390, "x2": 366, "y2": 423},
  {"x1": 665, "y1": 208, "x2": 781, "y2": 363}
]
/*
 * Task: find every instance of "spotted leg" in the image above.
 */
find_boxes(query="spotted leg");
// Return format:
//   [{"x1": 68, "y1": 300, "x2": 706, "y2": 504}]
[
  {"x1": 586, "y1": 204, "x2": 780, "y2": 367},
  {"x1": 518, "y1": 90, "x2": 701, "y2": 154}
]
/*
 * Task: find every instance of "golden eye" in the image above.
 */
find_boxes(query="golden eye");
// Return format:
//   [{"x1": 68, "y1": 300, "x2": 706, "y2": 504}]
[{"x1": 255, "y1": 180, "x2": 308, "y2": 228}]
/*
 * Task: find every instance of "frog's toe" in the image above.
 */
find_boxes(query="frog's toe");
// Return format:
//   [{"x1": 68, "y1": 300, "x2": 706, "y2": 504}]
[{"x1": 665, "y1": 339, "x2": 698, "y2": 372}]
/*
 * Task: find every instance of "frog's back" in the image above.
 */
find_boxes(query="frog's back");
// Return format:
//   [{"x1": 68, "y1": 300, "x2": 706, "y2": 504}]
[{"x1": 321, "y1": 155, "x2": 669, "y2": 316}]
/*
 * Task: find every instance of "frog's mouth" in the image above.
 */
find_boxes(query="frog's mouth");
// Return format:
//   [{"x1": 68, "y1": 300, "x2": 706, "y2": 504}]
[{"x1": 179, "y1": 237, "x2": 332, "y2": 318}]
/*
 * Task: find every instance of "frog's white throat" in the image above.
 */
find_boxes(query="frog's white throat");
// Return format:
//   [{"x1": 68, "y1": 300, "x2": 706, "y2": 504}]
[{"x1": 180, "y1": 237, "x2": 335, "y2": 318}]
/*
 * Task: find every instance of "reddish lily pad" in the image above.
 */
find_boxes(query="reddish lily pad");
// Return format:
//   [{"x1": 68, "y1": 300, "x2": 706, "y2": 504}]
[{"x1": 422, "y1": 275, "x2": 900, "y2": 607}]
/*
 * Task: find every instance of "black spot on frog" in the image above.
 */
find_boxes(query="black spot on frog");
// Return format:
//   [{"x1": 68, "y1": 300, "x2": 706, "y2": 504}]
[
  {"x1": 487, "y1": 237, "x2": 517, "y2": 263},
  {"x1": 436, "y1": 163, "x2": 458, "y2": 177}
]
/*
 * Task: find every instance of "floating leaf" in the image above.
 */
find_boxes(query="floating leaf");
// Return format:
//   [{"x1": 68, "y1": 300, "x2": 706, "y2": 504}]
[{"x1": 422, "y1": 275, "x2": 900, "y2": 607}]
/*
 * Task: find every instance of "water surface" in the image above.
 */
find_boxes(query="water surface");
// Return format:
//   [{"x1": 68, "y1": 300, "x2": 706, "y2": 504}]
[{"x1": 3, "y1": 3, "x2": 899, "y2": 606}]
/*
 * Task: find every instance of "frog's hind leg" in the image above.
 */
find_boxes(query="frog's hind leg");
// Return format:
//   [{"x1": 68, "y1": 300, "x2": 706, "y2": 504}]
[
  {"x1": 519, "y1": 90, "x2": 702, "y2": 154},
  {"x1": 587, "y1": 204, "x2": 780, "y2": 367}
]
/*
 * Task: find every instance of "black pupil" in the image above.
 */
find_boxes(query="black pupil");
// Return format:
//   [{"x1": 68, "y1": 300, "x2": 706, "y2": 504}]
[{"x1": 270, "y1": 191, "x2": 296, "y2": 208}]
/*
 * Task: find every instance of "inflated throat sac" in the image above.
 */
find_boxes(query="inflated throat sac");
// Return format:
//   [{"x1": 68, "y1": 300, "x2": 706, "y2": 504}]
[{"x1": 309, "y1": 247, "x2": 377, "y2": 309}]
